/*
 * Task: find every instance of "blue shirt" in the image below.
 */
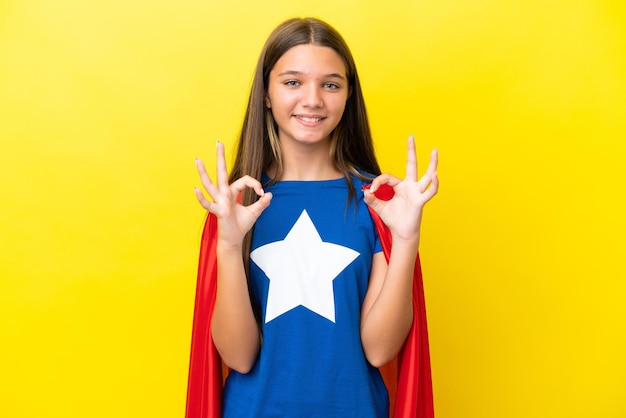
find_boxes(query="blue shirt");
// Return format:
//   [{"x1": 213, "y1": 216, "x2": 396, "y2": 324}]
[{"x1": 222, "y1": 176, "x2": 388, "y2": 418}]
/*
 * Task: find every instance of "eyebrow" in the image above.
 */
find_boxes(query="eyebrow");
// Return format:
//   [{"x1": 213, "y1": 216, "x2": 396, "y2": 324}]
[{"x1": 276, "y1": 70, "x2": 346, "y2": 80}]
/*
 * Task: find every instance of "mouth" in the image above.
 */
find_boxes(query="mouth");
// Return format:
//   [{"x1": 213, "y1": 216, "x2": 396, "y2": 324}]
[{"x1": 294, "y1": 115, "x2": 325, "y2": 123}]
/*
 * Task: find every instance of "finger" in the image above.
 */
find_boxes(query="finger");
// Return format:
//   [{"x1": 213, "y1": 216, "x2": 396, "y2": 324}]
[
  {"x1": 369, "y1": 173, "x2": 401, "y2": 194},
  {"x1": 426, "y1": 148, "x2": 438, "y2": 175},
  {"x1": 405, "y1": 135, "x2": 417, "y2": 182},
  {"x1": 215, "y1": 140, "x2": 230, "y2": 190},
  {"x1": 194, "y1": 187, "x2": 216, "y2": 212},
  {"x1": 421, "y1": 171, "x2": 439, "y2": 202},
  {"x1": 363, "y1": 183, "x2": 395, "y2": 201},
  {"x1": 417, "y1": 149, "x2": 439, "y2": 192},
  {"x1": 246, "y1": 192, "x2": 273, "y2": 218},
  {"x1": 230, "y1": 175, "x2": 266, "y2": 197},
  {"x1": 363, "y1": 191, "x2": 388, "y2": 216},
  {"x1": 196, "y1": 158, "x2": 219, "y2": 197}
]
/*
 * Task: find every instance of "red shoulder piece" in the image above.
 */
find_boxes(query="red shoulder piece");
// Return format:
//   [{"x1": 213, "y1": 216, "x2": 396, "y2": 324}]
[
  {"x1": 370, "y1": 207, "x2": 435, "y2": 418},
  {"x1": 185, "y1": 211, "x2": 434, "y2": 418},
  {"x1": 185, "y1": 213, "x2": 222, "y2": 418}
]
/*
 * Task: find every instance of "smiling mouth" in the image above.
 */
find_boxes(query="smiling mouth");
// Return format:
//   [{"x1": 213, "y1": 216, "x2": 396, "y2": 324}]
[{"x1": 295, "y1": 115, "x2": 324, "y2": 123}]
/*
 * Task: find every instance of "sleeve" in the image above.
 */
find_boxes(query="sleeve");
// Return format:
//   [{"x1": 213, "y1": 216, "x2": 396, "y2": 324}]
[{"x1": 373, "y1": 222, "x2": 383, "y2": 254}]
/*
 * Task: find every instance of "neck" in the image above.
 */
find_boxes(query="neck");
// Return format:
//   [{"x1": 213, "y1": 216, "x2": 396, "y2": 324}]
[{"x1": 270, "y1": 140, "x2": 341, "y2": 181}]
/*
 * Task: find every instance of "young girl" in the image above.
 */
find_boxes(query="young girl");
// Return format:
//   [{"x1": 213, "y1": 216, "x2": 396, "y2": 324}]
[{"x1": 187, "y1": 17, "x2": 438, "y2": 418}]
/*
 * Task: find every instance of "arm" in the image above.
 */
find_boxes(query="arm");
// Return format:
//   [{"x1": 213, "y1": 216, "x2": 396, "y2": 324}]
[
  {"x1": 194, "y1": 142, "x2": 272, "y2": 373},
  {"x1": 360, "y1": 136, "x2": 438, "y2": 367},
  {"x1": 211, "y1": 243, "x2": 260, "y2": 373},
  {"x1": 360, "y1": 240, "x2": 418, "y2": 367}
]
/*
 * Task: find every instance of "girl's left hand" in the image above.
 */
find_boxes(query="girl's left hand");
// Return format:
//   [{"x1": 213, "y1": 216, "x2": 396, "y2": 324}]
[{"x1": 364, "y1": 135, "x2": 439, "y2": 244}]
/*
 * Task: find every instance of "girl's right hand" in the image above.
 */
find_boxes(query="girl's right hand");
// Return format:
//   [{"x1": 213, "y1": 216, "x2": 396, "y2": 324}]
[{"x1": 194, "y1": 141, "x2": 272, "y2": 250}]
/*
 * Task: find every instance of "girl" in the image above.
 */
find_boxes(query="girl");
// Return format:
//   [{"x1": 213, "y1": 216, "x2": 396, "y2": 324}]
[{"x1": 187, "y1": 17, "x2": 438, "y2": 418}]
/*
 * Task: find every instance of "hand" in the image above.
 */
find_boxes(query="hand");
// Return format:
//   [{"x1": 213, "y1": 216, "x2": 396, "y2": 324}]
[
  {"x1": 194, "y1": 141, "x2": 272, "y2": 249},
  {"x1": 364, "y1": 135, "x2": 438, "y2": 243}
]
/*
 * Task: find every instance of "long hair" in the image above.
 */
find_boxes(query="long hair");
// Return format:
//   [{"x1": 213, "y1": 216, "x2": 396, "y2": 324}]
[
  {"x1": 230, "y1": 17, "x2": 380, "y2": 196},
  {"x1": 228, "y1": 17, "x2": 381, "y2": 325}
]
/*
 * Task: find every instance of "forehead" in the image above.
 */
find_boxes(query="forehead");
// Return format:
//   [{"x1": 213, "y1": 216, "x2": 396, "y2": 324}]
[{"x1": 271, "y1": 44, "x2": 347, "y2": 76}]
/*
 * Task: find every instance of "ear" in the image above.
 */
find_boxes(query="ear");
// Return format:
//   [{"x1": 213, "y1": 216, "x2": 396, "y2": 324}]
[
  {"x1": 348, "y1": 86, "x2": 353, "y2": 99},
  {"x1": 265, "y1": 93, "x2": 271, "y2": 108}
]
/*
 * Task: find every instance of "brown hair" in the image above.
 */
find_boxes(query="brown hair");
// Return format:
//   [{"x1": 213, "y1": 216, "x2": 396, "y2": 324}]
[
  {"x1": 228, "y1": 18, "x2": 381, "y2": 325},
  {"x1": 230, "y1": 17, "x2": 381, "y2": 194}
]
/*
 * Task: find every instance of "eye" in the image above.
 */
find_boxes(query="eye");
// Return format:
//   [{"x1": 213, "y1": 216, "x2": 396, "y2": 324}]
[
  {"x1": 323, "y1": 82, "x2": 340, "y2": 89},
  {"x1": 284, "y1": 80, "x2": 300, "y2": 87}
]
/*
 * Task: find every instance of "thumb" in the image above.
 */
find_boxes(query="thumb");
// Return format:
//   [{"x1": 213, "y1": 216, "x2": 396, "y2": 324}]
[
  {"x1": 248, "y1": 192, "x2": 272, "y2": 218},
  {"x1": 363, "y1": 189, "x2": 385, "y2": 215}
]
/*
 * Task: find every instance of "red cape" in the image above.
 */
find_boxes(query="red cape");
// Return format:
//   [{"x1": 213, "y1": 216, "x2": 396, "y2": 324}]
[{"x1": 186, "y1": 210, "x2": 434, "y2": 418}]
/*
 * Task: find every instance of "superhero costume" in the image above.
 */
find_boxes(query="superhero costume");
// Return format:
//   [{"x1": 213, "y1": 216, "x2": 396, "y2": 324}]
[{"x1": 185, "y1": 179, "x2": 434, "y2": 418}]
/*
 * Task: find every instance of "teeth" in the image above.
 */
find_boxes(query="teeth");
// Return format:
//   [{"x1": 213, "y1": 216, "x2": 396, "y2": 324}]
[{"x1": 299, "y1": 116, "x2": 322, "y2": 122}]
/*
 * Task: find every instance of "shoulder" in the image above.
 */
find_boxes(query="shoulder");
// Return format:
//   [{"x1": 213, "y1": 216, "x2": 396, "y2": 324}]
[{"x1": 349, "y1": 168, "x2": 376, "y2": 188}]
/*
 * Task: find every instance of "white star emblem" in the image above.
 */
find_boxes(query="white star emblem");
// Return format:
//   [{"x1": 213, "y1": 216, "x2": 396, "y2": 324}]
[{"x1": 250, "y1": 210, "x2": 360, "y2": 323}]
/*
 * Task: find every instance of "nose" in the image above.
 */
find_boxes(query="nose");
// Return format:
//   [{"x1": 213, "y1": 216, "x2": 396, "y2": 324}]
[{"x1": 301, "y1": 84, "x2": 323, "y2": 108}]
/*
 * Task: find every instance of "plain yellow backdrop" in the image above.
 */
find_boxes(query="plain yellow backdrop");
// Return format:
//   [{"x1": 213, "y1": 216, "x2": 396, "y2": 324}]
[{"x1": 1, "y1": 0, "x2": 625, "y2": 417}]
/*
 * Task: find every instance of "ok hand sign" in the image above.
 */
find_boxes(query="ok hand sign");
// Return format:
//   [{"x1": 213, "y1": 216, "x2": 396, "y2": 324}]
[
  {"x1": 364, "y1": 135, "x2": 439, "y2": 244},
  {"x1": 194, "y1": 141, "x2": 272, "y2": 250}
]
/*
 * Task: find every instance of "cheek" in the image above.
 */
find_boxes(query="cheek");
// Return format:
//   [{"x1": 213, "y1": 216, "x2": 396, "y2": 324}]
[
  {"x1": 265, "y1": 87, "x2": 283, "y2": 109},
  {"x1": 332, "y1": 96, "x2": 349, "y2": 116},
  {"x1": 271, "y1": 92, "x2": 299, "y2": 113}
]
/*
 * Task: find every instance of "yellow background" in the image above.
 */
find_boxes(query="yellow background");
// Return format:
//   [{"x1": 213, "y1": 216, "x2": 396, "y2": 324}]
[{"x1": 1, "y1": 0, "x2": 625, "y2": 417}]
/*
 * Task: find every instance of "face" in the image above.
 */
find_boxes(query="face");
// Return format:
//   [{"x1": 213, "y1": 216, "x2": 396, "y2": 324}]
[{"x1": 265, "y1": 44, "x2": 350, "y2": 149}]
